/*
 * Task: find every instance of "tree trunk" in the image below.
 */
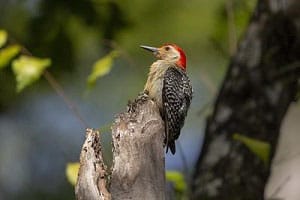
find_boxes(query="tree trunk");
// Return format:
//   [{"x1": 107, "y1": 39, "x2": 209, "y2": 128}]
[
  {"x1": 191, "y1": 0, "x2": 300, "y2": 199},
  {"x1": 75, "y1": 97, "x2": 166, "y2": 200}
]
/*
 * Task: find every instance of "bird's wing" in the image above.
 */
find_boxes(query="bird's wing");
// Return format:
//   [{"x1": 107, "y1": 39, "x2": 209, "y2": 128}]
[{"x1": 162, "y1": 67, "x2": 193, "y2": 154}]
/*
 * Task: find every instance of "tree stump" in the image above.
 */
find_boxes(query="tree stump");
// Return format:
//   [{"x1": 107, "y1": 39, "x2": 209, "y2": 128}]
[{"x1": 75, "y1": 97, "x2": 166, "y2": 200}]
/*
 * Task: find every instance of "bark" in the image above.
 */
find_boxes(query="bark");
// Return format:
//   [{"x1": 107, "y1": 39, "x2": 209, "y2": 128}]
[
  {"x1": 191, "y1": 0, "x2": 300, "y2": 199},
  {"x1": 75, "y1": 128, "x2": 111, "y2": 200},
  {"x1": 75, "y1": 96, "x2": 166, "y2": 200},
  {"x1": 265, "y1": 103, "x2": 300, "y2": 199}
]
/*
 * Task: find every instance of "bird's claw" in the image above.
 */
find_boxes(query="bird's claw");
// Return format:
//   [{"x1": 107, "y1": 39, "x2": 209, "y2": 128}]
[
  {"x1": 137, "y1": 90, "x2": 149, "y2": 102},
  {"x1": 127, "y1": 91, "x2": 149, "y2": 113}
]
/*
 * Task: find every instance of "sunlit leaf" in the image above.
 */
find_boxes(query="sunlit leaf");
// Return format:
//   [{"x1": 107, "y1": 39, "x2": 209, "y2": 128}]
[
  {"x1": 166, "y1": 170, "x2": 187, "y2": 194},
  {"x1": 66, "y1": 162, "x2": 80, "y2": 186},
  {"x1": 0, "y1": 30, "x2": 8, "y2": 48},
  {"x1": 87, "y1": 50, "x2": 119, "y2": 87},
  {"x1": 0, "y1": 45, "x2": 21, "y2": 69},
  {"x1": 233, "y1": 133, "x2": 270, "y2": 165},
  {"x1": 12, "y1": 56, "x2": 51, "y2": 92}
]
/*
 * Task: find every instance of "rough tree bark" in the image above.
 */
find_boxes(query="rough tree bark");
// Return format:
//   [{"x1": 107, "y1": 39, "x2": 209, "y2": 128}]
[
  {"x1": 75, "y1": 97, "x2": 166, "y2": 200},
  {"x1": 191, "y1": 0, "x2": 300, "y2": 199}
]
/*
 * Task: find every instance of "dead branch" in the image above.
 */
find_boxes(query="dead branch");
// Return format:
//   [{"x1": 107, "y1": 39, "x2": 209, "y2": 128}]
[{"x1": 75, "y1": 97, "x2": 166, "y2": 200}]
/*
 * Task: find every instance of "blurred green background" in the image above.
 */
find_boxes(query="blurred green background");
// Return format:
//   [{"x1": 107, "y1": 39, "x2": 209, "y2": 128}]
[{"x1": 0, "y1": 0, "x2": 255, "y2": 199}]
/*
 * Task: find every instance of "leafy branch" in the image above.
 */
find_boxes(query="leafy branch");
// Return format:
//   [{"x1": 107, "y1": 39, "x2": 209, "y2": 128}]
[{"x1": 0, "y1": 29, "x2": 119, "y2": 128}]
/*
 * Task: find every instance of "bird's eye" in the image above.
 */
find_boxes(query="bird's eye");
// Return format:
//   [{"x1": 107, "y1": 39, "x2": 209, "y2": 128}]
[{"x1": 165, "y1": 46, "x2": 170, "y2": 51}]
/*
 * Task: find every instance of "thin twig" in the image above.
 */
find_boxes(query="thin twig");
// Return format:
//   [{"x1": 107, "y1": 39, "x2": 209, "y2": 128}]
[
  {"x1": 269, "y1": 176, "x2": 290, "y2": 199},
  {"x1": 13, "y1": 38, "x2": 89, "y2": 128},
  {"x1": 43, "y1": 70, "x2": 89, "y2": 128}
]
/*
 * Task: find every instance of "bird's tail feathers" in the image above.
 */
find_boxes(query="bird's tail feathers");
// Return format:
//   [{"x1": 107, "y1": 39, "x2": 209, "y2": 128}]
[{"x1": 167, "y1": 141, "x2": 176, "y2": 154}]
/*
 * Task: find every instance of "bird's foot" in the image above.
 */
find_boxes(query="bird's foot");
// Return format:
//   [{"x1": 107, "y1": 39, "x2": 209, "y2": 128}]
[
  {"x1": 137, "y1": 90, "x2": 149, "y2": 102},
  {"x1": 127, "y1": 91, "x2": 149, "y2": 113}
]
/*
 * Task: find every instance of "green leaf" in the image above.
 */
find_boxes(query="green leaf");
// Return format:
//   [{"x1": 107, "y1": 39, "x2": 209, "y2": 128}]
[
  {"x1": 166, "y1": 170, "x2": 187, "y2": 193},
  {"x1": 87, "y1": 50, "x2": 119, "y2": 87},
  {"x1": 66, "y1": 162, "x2": 80, "y2": 186},
  {"x1": 233, "y1": 133, "x2": 271, "y2": 165},
  {"x1": 0, "y1": 45, "x2": 21, "y2": 69},
  {"x1": 12, "y1": 55, "x2": 51, "y2": 92},
  {"x1": 0, "y1": 30, "x2": 8, "y2": 48}
]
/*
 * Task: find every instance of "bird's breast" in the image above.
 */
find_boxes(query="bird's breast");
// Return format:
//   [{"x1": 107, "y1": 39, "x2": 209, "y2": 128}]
[{"x1": 144, "y1": 61, "x2": 171, "y2": 109}]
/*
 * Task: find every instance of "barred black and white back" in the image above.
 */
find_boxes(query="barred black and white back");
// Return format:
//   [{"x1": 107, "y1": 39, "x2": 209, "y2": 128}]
[{"x1": 162, "y1": 66, "x2": 193, "y2": 154}]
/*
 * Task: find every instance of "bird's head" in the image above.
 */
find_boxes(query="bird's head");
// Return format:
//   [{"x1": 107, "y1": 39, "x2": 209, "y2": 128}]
[{"x1": 140, "y1": 43, "x2": 186, "y2": 70}]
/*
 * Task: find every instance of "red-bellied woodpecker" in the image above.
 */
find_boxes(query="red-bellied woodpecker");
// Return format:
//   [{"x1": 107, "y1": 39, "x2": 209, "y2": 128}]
[{"x1": 140, "y1": 44, "x2": 193, "y2": 154}]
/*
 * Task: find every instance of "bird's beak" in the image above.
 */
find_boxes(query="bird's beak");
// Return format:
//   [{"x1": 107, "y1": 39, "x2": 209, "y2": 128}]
[{"x1": 140, "y1": 45, "x2": 158, "y2": 54}]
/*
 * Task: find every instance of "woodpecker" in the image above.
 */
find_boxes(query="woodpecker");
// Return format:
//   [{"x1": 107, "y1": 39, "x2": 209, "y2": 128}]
[{"x1": 140, "y1": 43, "x2": 193, "y2": 154}]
